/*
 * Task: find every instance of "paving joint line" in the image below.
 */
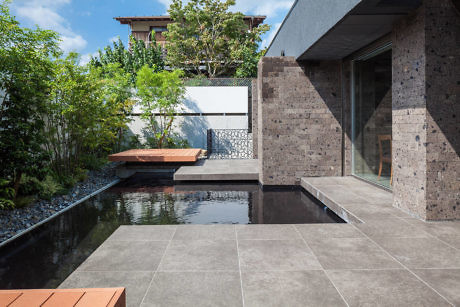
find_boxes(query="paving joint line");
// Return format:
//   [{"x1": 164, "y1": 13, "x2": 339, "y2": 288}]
[
  {"x1": 292, "y1": 224, "x2": 350, "y2": 307},
  {"x1": 235, "y1": 224, "x2": 245, "y2": 307},
  {"x1": 139, "y1": 227, "x2": 177, "y2": 306},
  {"x1": 350, "y1": 223, "x2": 455, "y2": 306}
]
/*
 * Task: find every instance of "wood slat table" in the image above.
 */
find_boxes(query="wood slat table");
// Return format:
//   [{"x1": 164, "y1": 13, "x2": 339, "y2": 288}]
[
  {"x1": 0, "y1": 288, "x2": 125, "y2": 307},
  {"x1": 108, "y1": 149, "x2": 202, "y2": 163}
]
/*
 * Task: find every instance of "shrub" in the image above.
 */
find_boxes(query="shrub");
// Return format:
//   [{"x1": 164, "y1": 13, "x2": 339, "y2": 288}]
[
  {"x1": 0, "y1": 178, "x2": 15, "y2": 210},
  {"x1": 18, "y1": 175, "x2": 66, "y2": 201},
  {"x1": 38, "y1": 175, "x2": 66, "y2": 200}
]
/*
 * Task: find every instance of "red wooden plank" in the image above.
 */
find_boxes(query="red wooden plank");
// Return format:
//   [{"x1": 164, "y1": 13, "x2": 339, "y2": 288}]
[
  {"x1": 42, "y1": 291, "x2": 85, "y2": 307},
  {"x1": 75, "y1": 290, "x2": 116, "y2": 307},
  {"x1": 107, "y1": 288, "x2": 126, "y2": 307},
  {"x1": 0, "y1": 292, "x2": 22, "y2": 306},
  {"x1": 108, "y1": 149, "x2": 201, "y2": 163},
  {"x1": 9, "y1": 292, "x2": 52, "y2": 307}
]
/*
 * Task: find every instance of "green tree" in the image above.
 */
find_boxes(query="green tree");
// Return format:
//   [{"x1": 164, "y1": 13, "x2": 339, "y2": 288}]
[
  {"x1": 90, "y1": 63, "x2": 136, "y2": 152},
  {"x1": 165, "y1": 0, "x2": 269, "y2": 77},
  {"x1": 0, "y1": 0, "x2": 59, "y2": 195},
  {"x1": 44, "y1": 54, "x2": 134, "y2": 180},
  {"x1": 235, "y1": 47, "x2": 266, "y2": 78},
  {"x1": 136, "y1": 65, "x2": 185, "y2": 148},
  {"x1": 90, "y1": 35, "x2": 164, "y2": 82}
]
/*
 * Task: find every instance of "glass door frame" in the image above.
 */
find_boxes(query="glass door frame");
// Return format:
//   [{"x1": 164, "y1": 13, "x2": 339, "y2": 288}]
[{"x1": 351, "y1": 42, "x2": 392, "y2": 190}]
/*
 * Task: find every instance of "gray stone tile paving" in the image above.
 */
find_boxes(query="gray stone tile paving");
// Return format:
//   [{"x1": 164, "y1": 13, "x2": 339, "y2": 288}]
[
  {"x1": 174, "y1": 159, "x2": 258, "y2": 181},
  {"x1": 241, "y1": 270, "x2": 346, "y2": 306},
  {"x1": 142, "y1": 271, "x2": 242, "y2": 307},
  {"x1": 60, "y1": 177, "x2": 460, "y2": 306},
  {"x1": 412, "y1": 269, "x2": 460, "y2": 306},
  {"x1": 327, "y1": 269, "x2": 451, "y2": 306}
]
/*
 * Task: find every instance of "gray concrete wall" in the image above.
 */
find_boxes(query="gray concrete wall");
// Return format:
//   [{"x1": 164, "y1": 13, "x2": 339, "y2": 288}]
[
  {"x1": 252, "y1": 80, "x2": 258, "y2": 159},
  {"x1": 257, "y1": 57, "x2": 342, "y2": 186},
  {"x1": 266, "y1": 0, "x2": 362, "y2": 58},
  {"x1": 392, "y1": 0, "x2": 459, "y2": 220}
]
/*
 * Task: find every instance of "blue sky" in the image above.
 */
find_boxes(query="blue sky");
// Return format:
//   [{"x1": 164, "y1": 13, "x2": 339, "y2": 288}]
[{"x1": 10, "y1": 0, "x2": 293, "y2": 65}]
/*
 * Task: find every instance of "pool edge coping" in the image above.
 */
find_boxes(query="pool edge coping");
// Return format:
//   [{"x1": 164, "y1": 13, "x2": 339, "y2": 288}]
[{"x1": 0, "y1": 179, "x2": 121, "y2": 249}]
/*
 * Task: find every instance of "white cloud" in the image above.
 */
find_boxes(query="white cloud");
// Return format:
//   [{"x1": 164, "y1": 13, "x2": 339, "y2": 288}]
[
  {"x1": 156, "y1": 0, "x2": 294, "y2": 16},
  {"x1": 231, "y1": 0, "x2": 294, "y2": 16},
  {"x1": 13, "y1": 0, "x2": 87, "y2": 53},
  {"x1": 61, "y1": 35, "x2": 88, "y2": 53},
  {"x1": 79, "y1": 51, "x2": 99, "y2": 66}
]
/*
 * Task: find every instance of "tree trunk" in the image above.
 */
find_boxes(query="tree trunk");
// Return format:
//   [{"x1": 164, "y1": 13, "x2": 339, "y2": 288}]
[{"x1": 13, "y1": 171, "x2": 22, "y2": 199}]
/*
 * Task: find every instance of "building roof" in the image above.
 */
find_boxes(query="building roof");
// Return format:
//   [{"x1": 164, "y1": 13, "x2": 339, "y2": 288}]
[
  {"x1": 114, "y1": 15, "x2": 266, "y2": 27},
  {"x1": 266, "y1": 0, "x2": 422, "y2": 60}
]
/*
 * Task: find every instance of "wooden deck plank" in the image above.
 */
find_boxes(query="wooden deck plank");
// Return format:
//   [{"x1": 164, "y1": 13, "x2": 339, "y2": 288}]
[
  {"x1": 9, "y1": 292, "x2": 53, "y2": 307},
  {"x1": 75, "y1": 290, "x2": 116, "y2": 307},
  {"x1": 0, "y1": 289, "x2": 125, "y2": 307},
  {"x1": 0, "y1": 292, "x2": 22, "y2": 306},
  {"x1": 108, "y1": 149, "x2": 201, "y2": 163},
  {"x1": 42, "y1": 291, "x2": 84, "y2": 307}
]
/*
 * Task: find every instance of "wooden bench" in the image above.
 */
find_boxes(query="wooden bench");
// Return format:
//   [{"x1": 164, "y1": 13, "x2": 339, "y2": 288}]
[
  {"x1": 0, "y1": 288, "x2": 125, "y2": 307},
  {"x1": 109, "y1": 149, "x2": 202, "y2": 163}
]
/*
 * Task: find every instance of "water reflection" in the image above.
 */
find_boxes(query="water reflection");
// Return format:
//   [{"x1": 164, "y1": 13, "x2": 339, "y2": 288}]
[{"x1": 0, "y1": 174, "x2": 342, "y2": 289}]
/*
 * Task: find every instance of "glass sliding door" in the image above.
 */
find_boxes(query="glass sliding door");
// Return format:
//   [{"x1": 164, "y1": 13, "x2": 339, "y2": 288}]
[{"x1": 352, "y1": 47, "x2": 392, "y2": 189}]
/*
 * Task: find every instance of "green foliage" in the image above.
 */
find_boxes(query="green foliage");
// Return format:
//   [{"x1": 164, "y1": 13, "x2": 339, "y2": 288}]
[
  {"x1": 235, "y1": 47, "x2": 266, "y2": 78},
  {"x1": 20, "y1": 175, "x2": 66, "y2": 200},
  {"x1": 90, "y1": 36, "x2": 164, "y2": 82},
  {"x1": 136, "y1": 66, "x2": 185, "y2": 148},
  {"x1": 0, "y1": 178, "x2": 15, "y2": 210},
  {"x1": 0, "y1": 0, "x2": 60, "y2": 195},
  {"x1": 43, "y1": 54, "x2": 134, "y2": 179},
  {"x1": 165, "y1": 0, "x2": 269, "y2": 77}
]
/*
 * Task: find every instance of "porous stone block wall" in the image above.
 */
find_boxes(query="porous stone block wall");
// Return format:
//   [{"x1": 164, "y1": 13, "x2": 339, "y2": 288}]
[
  {"x1": 392, "y1": 0, "x2": 460, "y2": 220},
  {"x1": 252, "y1": 80, "x2": 258, "y2": 159},
  {"x1": 257, "y1": 57, "x2": 342, "y2": 186}
]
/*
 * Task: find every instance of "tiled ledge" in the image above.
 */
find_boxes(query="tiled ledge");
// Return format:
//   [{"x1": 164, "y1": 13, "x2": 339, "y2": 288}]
[{"x1": 301, "y1": 176, "x2": 404, "y2": 224}]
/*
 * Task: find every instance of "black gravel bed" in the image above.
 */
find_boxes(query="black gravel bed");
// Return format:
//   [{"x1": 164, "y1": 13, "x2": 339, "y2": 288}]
[{"x1": 0, "y1": 163, "x2": 120, "y2": 244}]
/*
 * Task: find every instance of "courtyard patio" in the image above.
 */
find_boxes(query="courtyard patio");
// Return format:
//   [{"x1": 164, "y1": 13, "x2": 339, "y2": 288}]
[{"x1": 59, "y1": 177, "x2": 460, "y2": 306}]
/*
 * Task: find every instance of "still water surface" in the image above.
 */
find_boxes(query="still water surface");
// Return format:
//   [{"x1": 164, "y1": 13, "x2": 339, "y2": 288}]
[{"x1": 0, "y1": 174, "x2": 342, "y2": 289}]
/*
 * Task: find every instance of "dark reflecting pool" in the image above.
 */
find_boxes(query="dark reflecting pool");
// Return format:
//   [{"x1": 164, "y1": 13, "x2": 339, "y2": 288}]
[{"x1": 0, "y1": 174, "x2": 343, "y2": 289}]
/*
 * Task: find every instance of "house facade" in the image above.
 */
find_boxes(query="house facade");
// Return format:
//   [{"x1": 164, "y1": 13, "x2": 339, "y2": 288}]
[
  {"x1": 114, "y1": 15, "x2": 266, "y2": 47},
  {"x1": 254, "y1": 0, "x2": 459, "y2": 220}
]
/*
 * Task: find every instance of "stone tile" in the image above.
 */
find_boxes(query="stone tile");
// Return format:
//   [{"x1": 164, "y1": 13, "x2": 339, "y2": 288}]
[
  {"x1": 236, "y1": 224, "x2": 300, "y2": 240},
  {"x1": 341, "y1": 203, "x2": 404, "y2": 220},
  {"x1": 412, "y1": 269, "x2": 460, "y2": 306},
  {"x1": 295, "y1": 224, "x2": 363, "y2": 240},
  {"x1": 307, "y1": 237, "x2": 401, "y2": 270},
  {"x1": 109, "y1": 225, "x2": 176, "y2": 241},
  {"x1": 356, "y1": 218, "x2": 431, "y2": 238},
  {"x1": 328, "y1": 269, "x2": 450, "y2": 306},
  {"x1": 437, "y1": 236, "x2": 460, "y2": 250},
  {"x1": 78, "y1": 240, "x2": 168, "y2": 271},
  {"x1": 238, "y1": 240, "x2": 322, "y2": 271},
  {"x1": 241, "y1": 270, "x2": 346, "y2": 307},
  {"x1": 59, "y1": 270, "x2": 153, "y2": 307},
  {"x1": 141, "y1": 271, "x2": 242, "y2": 307},
  {"x1": 403, "y1": 219, "x2": 460, "y2": 237},
  {"x1": 315, "y1": 187, "x2": 369, "y2": 205},
  {"x1": 158, "y1": 240, "x2": 238, "y2": 271},
  {"x1": 238, "y1": 240, "x2": 321, "y2": 271},
  {"x1": 173, "y1": 225, "x2": 235, "y2": 240},
  {"x1": 373, "y1": 237, "x2": 460, "y2": 269}
]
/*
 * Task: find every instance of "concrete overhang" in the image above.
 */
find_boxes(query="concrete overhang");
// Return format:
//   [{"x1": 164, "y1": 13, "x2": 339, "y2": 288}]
[{"x1": 266, "y1": 0, "x2": 422, "y2": 60}]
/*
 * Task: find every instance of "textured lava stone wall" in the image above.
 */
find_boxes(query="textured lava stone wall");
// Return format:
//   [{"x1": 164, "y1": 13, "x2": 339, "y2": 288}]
[
  {"x1": 257, "y1": 57, "x2": 342, "y2": 186},
  {"x1": 252, "y1": 80, "x2": 258, "y2": 159},
  {"x1": 392, "y1": 0, "x2": 460, "y2": 220}
]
